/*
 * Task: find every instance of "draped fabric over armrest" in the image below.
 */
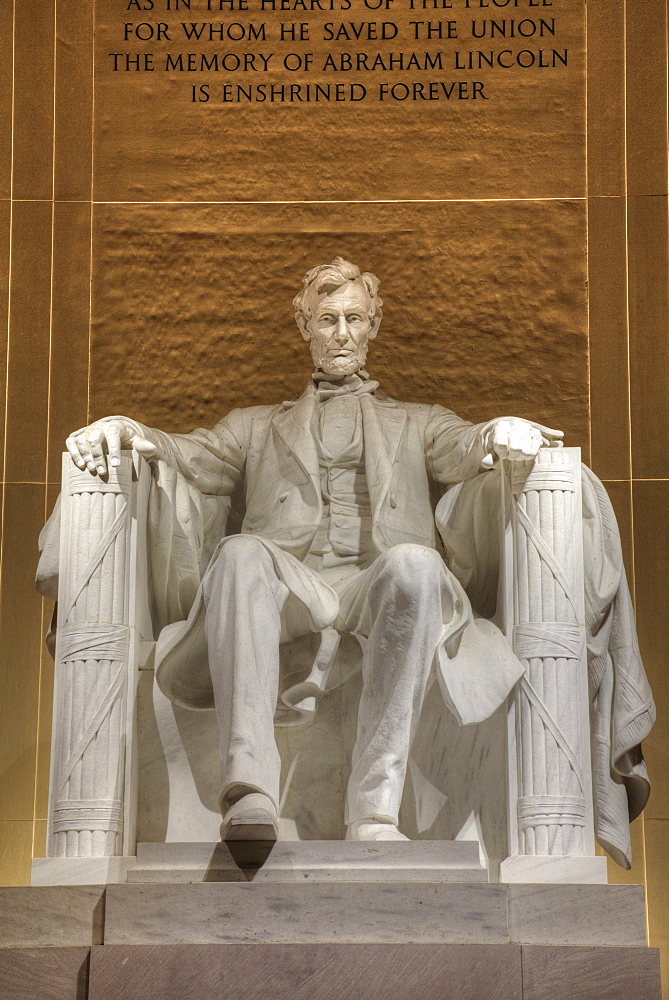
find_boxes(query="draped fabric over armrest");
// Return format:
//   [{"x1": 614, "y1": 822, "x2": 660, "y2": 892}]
[
  {"x1": 436, "y1": 464, "x2": 655, "y2": 870},
  {"x1": 37, "y1": 457, "x2": 232, "y2": 637}
]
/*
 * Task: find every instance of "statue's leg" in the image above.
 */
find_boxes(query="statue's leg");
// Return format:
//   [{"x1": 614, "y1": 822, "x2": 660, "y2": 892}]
[
  {"x1": 202, "y1": 535, "x2": 290, "y2": 819},
  {"x1": 339, "y1": 543, "x2": 451, "y2": 834}
]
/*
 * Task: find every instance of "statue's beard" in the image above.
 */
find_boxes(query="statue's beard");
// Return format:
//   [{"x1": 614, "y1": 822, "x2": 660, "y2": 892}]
[{"x1": 311, "y1": 342, "x2": 368, "y2": 380}]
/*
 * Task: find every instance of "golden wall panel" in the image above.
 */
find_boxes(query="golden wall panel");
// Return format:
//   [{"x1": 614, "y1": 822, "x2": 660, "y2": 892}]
[
  {"x1": 585, "y1": 0, "x2": 625, "y2": 197},
  {"x1": 89, "y1": 199, "x2": 589, "y2": 458},
  {"x1": 0, "y1": 199, "x2": 10, "y2": 483},
  {"x1": 632, "y1": 480, "x2": 669, "y2": 822},
  {"x1": 0, "y1": 822, "x2": 34, "y2": 888},
  {"x1": 588, "y1": 196, "x2": 630, "y2": 480},
  {"x1": 628, "y1": 195, "x2": 669, "y2": 481},
  {"x1": 0, "y1": 0, "x2": 13, "y2": 202},
  {"x1": 47, "y1": 202, "x2": 92, "y2": 484},
  {"x1": 0, "y1": 480, "x2": 4, "y2": 610},
  {"x1": 625, "y1": 1, "x2": 668, "y2": 197},
  {"x1": 5, "y1": 201, "x2": 53, "y2": 484},
  {"x1": 11, "y1": 0, "x2": 54, "y2": 202},
  {"x1": 32, "y1": 820, "x2": 47, "y2": 861},
  {"x1": 644, "y1": 819, "x2": 669, "y2": 989},
  {"x1": 54, "y1": 0, "x2": 94, "y2": 202},
  {"x1": 93, "y1": 0, "x2": 585, "y2": 202},
  {"x1": 0, "y1": 485, "x2": 47, "y2": 822}
]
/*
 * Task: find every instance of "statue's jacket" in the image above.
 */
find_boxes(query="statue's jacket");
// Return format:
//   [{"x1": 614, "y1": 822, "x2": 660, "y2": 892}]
[
  {"x1": 138, "y1": 383, "x2": 495, "y2": 558},
  {"x1": 37, "y1": 383, "x2": 656, "y2": 869},
  {"x1": 144, "y1": 384, "x2": 526, "y2": 726}
]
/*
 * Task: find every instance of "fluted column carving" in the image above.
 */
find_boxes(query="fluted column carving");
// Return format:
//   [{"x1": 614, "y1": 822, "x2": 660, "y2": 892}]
[
  {"x1": 502, "y1": 448, "x2": 595, "y2": 862},
  {"x1": 47, "y1": 453, "x2": 148, "y2": 859}
]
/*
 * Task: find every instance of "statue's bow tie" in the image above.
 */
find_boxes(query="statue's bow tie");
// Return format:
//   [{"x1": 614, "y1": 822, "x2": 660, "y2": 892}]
[{"x1": 312, "y1": 372, "x2": 379, "y2": 402}]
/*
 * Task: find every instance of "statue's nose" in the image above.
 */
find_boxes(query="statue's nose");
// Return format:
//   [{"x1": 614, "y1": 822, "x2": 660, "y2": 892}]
[{"x1": 334, "y1": 316, "x2": 350, "y2": 344}]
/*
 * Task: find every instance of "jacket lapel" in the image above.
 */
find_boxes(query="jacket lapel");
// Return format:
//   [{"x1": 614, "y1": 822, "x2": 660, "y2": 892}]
[
  {"x1": 274, "y1": 385, "x2": 407, "y2": 524},
  {"x1": 360, "y1": 394, "x2": 407, "y2": 522},
  {"x1": 272, "y1": 384, "x2": 320, "y2": 499}
]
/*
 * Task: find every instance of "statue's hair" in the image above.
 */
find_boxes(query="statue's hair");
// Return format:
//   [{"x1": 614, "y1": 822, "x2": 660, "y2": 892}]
[{"x1": 293, "y1": 257, "x2": 383, "y2": 334}]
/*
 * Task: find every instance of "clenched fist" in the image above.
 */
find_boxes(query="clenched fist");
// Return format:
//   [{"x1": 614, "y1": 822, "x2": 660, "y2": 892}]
[{"x1": 484, "y1": 417, "x2": 563, "y2": 467}]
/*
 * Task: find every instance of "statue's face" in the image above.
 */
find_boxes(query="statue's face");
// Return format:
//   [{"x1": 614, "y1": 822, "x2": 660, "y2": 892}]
[{"x1": 305, "y1": 279, "x2": 374, "y2": 379}]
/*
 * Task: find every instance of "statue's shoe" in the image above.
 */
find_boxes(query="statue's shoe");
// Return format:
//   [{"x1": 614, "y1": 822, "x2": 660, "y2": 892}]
[
  {"x1": 220, "y1": 793, "x2": 278, "y2": 842},
  {"x1": 346, "y1": 820, "x2": 409, "y2": 842}
]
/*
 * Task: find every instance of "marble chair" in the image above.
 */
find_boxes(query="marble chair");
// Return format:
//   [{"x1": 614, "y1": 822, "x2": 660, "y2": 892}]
[{"x1": 32, "y1": 446, "x2": 607, "y2": 886}]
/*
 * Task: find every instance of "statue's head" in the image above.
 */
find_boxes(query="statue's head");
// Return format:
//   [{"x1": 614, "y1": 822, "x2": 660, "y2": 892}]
[{"x1": 294, "y1": 257, "x2": 383, "y2": 379}]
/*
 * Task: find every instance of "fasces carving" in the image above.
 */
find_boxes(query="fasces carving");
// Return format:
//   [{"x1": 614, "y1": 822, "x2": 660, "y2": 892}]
[
  {"x1": 504, "y1": 449, "x2": 591, "y2": 859},
  {"x1": 49, "y1": 459, "x2": 134, "y2": 858},
  {"x1": 45, "y1": 453, "x2": 152, "y2": 872}
]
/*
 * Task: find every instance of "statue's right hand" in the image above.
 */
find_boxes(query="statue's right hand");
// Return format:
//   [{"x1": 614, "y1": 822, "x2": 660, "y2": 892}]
[{"x1": 66, "y1": 418, "x2": 156, "y2": 475}]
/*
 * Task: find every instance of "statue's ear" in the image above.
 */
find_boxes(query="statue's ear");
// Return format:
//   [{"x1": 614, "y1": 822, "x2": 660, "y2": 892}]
[
  {"x1": 368, "y1": 314, "x2": 382, "y2": 340},
  {"x1": 296, "y1": 315, "x2": 311, "y2": 342}
]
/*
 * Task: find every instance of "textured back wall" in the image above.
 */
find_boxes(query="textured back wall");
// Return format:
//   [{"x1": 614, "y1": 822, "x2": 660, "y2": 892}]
[{"x1": 0, "y1": 0, "x2": 667, "y2": 989}]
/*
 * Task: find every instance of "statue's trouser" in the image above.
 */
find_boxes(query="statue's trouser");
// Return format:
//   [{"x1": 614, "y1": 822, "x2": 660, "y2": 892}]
[{"x1": 202, "y1": 536, "x2": 451, "y2": 826}]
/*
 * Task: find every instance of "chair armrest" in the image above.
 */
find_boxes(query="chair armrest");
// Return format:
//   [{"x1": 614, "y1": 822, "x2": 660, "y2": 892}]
[
  {"x1": 499, "y1": 447, "x2": 603, "y2": 880},
  {"x1": 46, "y1": 450, "x2": 151, "y2": 861}
]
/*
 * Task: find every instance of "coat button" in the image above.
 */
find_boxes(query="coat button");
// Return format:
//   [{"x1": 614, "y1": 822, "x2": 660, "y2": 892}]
[{"x1": 334, "y1": 517, "x2": 345, "y2": 528}]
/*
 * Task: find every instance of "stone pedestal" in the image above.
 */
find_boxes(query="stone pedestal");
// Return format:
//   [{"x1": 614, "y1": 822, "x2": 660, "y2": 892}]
[
  {"x1": 0, "y1": 873, "x2": 660, "y2": 999},
  {"x1": 126, "y1": 840, "x2": 488, "y2": 884},
  {"x1": 499, "y1": 855, "x2": 608, "y2": 885}
]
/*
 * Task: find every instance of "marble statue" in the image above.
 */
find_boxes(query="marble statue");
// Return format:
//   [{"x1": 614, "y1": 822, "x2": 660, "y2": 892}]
[{"x1": 37, "y1": 258, "x2": 654, "y2": 874}]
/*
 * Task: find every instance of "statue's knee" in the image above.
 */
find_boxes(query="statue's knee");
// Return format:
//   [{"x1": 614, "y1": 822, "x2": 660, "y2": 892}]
[
  {"x1": 216, "y1": 534, "x2": 273, "y2": 572},
  {"x1": 379, "y1": 544, "x2": 444, "y2": 588}
]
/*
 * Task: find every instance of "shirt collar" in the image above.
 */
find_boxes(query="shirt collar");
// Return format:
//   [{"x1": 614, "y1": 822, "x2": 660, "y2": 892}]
[{"x1": 311, "y1": 370, "x2": 379, "y2": 401}]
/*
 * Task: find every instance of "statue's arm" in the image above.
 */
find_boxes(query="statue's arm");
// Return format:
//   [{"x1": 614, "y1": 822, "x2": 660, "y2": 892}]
[
  {"x1": 65, "y1": 410, "x2": 246, "y2": 496},
  {"x1": 425, "y1": 405, "x2": 564, "y2": 485}
]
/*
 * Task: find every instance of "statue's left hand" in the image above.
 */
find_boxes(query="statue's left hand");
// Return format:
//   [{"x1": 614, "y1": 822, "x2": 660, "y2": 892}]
[{"x1": 487, "y1": 417, "x2": 563, "y2": 463}]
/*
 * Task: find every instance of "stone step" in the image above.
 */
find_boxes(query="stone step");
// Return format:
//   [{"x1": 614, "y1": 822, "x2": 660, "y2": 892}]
[
  {"x1": 103, "y1": 882, "x2": 648, "y2": 948},
  {"x1": 0, "y1": 883, "x2": 658, "y2": 999},
  {"x1": 0, "y1": 882, "x2": 649, "y2": 949},
  {"x1": 127, "y1": 839, "x2": 488, "y2": 883},
  {"x1": 86, "y1": 943, "x2": 663, "y2": 1000},
  {"x1": 0, "y1": 943, "x2": 661, "y2": 1000}
]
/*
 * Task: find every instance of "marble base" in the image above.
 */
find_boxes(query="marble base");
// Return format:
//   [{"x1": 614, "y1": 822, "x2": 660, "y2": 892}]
[
  {"x1": 31, "y1": 856, "x2": 137, "y2": 886},
  {"x1": 0, "y1": 882, "x2": 659, "y2": 1000},
  {"x1": 506, "y1": 884, "x2": 647, "y2": 947},
  {"x1": 521, "y1": 945, "x2": 661, "y2": 1000},
  {"x1": 0, "y1": 882, "x2": 646, "y2": 950},
  {"x1": 0, "y1": 948, "x2": 91, "y2": 1000},
  {"x1": 0, "y1": 942, "x2": 658, "y2": 1000},
  {"x1": 499, "y1": 855, "x2": 608, "y2": 884},
  {"x1": 127, "y1": 839, "x2": 488, "y2": 883},
  {"x1": 105, "y1": 882, "x2": 510, "y2": 945},
  {"x1": 87, "y1": 943, "x2": 524, "y2": 1000},
  {"x1": 101, "y1": 882, "x2": 648, "y2": 947},
  {"x1": 0, "y1": 886, "x2": 105, "y2": 947}
]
